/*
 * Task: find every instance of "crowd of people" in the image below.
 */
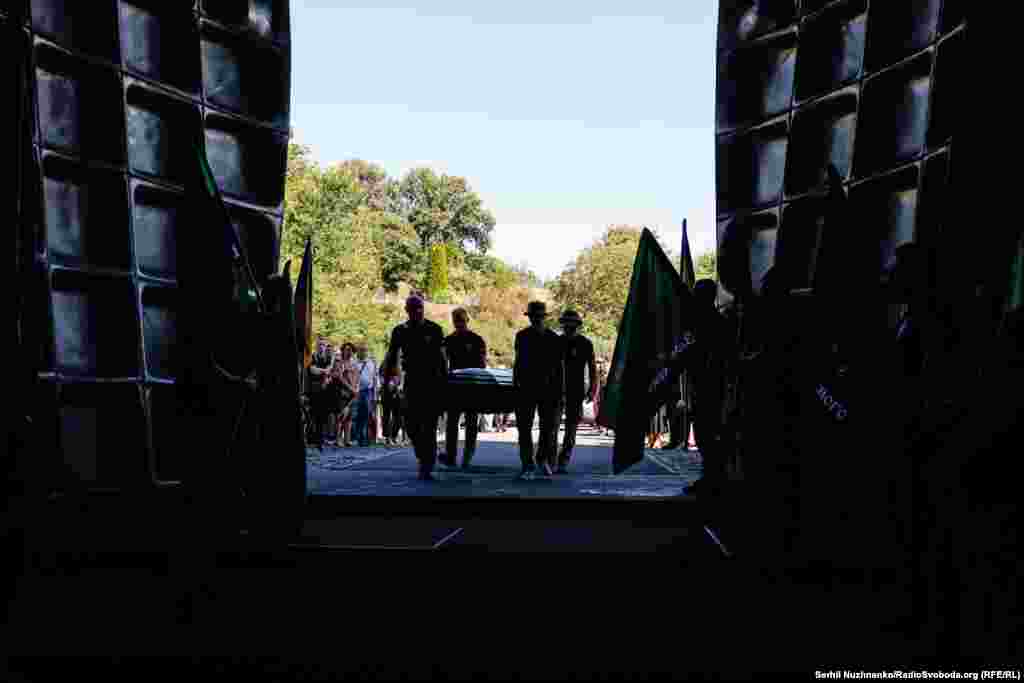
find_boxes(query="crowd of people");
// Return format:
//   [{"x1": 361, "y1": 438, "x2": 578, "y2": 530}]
[
  {"x1": 303, "y1": 296, "x2": 615, "y2": 481},
  {"x1": 305, "y1": 340, "x2": 407, "y2": 449}
]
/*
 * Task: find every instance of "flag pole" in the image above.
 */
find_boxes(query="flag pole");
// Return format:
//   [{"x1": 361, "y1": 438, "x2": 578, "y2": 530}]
[{"x1": 679, "y1": 218, "x2": 692, "y2": 450}]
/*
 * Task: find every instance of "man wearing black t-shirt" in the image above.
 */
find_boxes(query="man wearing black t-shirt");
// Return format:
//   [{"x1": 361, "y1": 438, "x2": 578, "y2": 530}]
[
  {"x1": 513, "y1": 301, "x2": 565, "y2": 479},
  {"x1": 557, "y1": 310, "x2": 596, "y2": 473},
  {"x1": 385, "y1": 295, "x2": 448, "y2": 481},
  {"x1": 441, "y1": 307, "x2": 487, "y2": 469}
]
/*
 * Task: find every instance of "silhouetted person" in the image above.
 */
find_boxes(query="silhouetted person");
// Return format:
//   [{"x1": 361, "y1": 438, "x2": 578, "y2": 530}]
[
  {"x1": 308, "y1": 340, "x2": 332, "y2": 449},
  {"x1": 556, "y1": 309, "x2": 596, "y2": 473},
  {"x1": 891, "y1": 243, "x2": 928, "y2": 379},
  {"x1": 441, "y1": 307, "x2": 487, "y2": 469},
  {"x1": 513, "y1": 301, "x2": 565, "y2": 479},
  {"x1": 385, "y1": 295, "x2": 448, "y2": 481},
  {"x1": 688, "y1": 279, "x2": 732, "y2": 494}
]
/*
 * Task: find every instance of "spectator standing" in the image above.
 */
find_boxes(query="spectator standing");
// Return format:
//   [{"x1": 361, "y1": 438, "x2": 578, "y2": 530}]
[
  {"x1": 332, "y1": 343, "x2": 359, "y2": 447},
  {"x1": 308, "y1": 340, "x2": 333, "y2": 449},
  {"x1": 352, "y1": 343, "x2": 379, "y2": 447}
]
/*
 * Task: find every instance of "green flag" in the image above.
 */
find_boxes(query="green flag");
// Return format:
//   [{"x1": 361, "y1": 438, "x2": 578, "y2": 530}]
[
  {"x1": 598, "y1": 229, "x2": 696, "y2": 474},
  {"x1": 177, "y1": 129, "x2": 262, "y2": 411},
  {"x1": 294, "y1": 237, "x2": 314, "y2": 369},
  {"x1": 680, "y1": 218, "x2": 696, "y2": 290}
]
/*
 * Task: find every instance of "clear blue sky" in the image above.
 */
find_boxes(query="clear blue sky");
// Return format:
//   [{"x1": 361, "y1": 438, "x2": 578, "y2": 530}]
[{"x1": 289, "y1": 1, "x2": 719, "y2": 280}]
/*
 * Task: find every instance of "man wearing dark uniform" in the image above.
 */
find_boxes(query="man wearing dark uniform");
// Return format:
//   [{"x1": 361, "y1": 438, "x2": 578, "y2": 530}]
[
  {"x1": 556, "y1": 309, "x2": 596, "y2": 474},
  {"x1": 441, "y1": 307, "x2": 487, "y2": 469},
  {"x1": 385, "y1": 295, "x2": 448, "y2": 481},
  {"x1": 688, "y1": 279, "x2": 733, "y2": 494},
  {"x1": 308, "y1": 340, "x2": 333, "y2": 449},
  {"x1": 513, "y1": 301, "x2": 565, "y2": 479}
]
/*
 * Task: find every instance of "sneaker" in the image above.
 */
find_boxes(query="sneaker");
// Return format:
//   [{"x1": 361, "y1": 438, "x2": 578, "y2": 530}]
[
  {"x1": 555, "y1": 464, "x2": 569, "y2": 475},
  {"x1": 518, "y1": 465, "x2": 536, "y2": 480},
  {"x1": 537, "y1": 463, "x2": 553, "y2": 478}
]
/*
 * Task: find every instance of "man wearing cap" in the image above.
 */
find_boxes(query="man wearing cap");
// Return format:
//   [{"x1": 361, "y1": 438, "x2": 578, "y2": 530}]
[
  {"x1": 556, "y1": 309, "x2": 597, "y2": 473},
  {"x1": 513, "y1": 301, "x2": 565, "y2": 479},
  {"x1": 440, "y1": 307, "x2": 487, "y2": 470},
  {"x1": 385, "y1": 295, "x2": 448, "y2": 481}
]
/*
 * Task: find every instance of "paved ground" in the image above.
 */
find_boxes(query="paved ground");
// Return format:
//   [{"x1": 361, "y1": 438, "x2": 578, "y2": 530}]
[{"x1": 307, "y1": 423, "x2": 704, "y2": 499}]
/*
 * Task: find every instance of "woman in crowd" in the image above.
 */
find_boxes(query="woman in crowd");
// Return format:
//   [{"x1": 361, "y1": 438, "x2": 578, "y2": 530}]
[{"x1": 331, "y1": 342, "x2": 359, "y2": 447}]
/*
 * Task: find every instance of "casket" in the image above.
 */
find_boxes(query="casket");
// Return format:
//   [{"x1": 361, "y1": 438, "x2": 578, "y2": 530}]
[{"x1": 445, "y1": 368, "x2": 518, "y2": 414}]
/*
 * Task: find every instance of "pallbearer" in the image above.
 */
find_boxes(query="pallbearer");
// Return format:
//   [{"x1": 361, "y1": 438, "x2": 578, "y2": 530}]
[
  {"x1": 513, "y1": 301, "x2": 565, "y2": 479},
  {"x1": 440, "y1": 308, "x2": 487, "y2": 469},
  {"x1": 556, "y1": 309, "x2": 597, "y2": 474},
  {"x1": 385, "y1": 295, "x2": 448, "y2": 481}
]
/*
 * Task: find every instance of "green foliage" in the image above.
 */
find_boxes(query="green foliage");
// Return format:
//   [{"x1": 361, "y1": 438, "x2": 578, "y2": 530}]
[
  {"x1": 550, "y1": 225, "x2": 646, "y2": 352},
  {"x1": 471, "y1": 286, "x2": 533, "y2": 366},
  {"x1": 427, "y1": 243, "x2": 449, "y2": 300},
  {"x1": 696, "y1": 251, "x2": 717, "y2": 282},
  {"x1": 390, "y1": 168, "x2": 496, "y2": 253},
  {"x1": 281, "y1": 141, "x2": 555, "y2": 366}
]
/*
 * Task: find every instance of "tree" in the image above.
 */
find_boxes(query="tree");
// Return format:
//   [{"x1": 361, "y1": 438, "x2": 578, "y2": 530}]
[
  {"x1": 363, "y1": 208, "x2": 421, "y2": 292},
  {"x1": 465, "y1": 252, "x2": 518, "y2": 289},
  {"x1": 550, "y1": 225, "x2": 646, "y2": 345},
  {"x1": 281, "y1": 144, "x2": 390, "y2": 342},
  {"x1": 426, "y1": 243, "x2": 449, "y2": 301},
  {"x1": 513, "y1": 260, "x2": 542, "y2": 289},
  {"x1": 390, "y1": 168, "x2": 496, "y2": 253},
  {"x1": 335, "y1": 159, "x2": 390, "y2": 211},
  {"x1": 695, "y1": 251, "x2": 717, "y2": 282}
]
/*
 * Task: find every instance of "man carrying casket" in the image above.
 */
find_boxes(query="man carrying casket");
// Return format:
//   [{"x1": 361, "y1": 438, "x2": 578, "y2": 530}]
[
  {"x1": 440, "y1": 308, "x2": 487, "y2": 470},
  {"x1": 556, "y1": 309, "x2": 597, "y2": 473},
  {"x1": 513, "y1": 301, "x2": 565, "y2": 479}
]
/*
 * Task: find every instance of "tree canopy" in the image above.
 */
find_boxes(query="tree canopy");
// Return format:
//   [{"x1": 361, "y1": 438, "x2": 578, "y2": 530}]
[{"x1": 281, "y1": 141, "x2": 710, "y2": 366}]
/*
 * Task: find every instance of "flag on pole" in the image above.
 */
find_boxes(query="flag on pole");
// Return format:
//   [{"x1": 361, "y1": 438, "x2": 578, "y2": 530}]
[
  {"x1": 294, "y1": 237, "x2": 314, "y2": 369},
  {"x1": 680, "y1": 218, "x2": 696, "y2": 290},
  {"x1": 177, "y1": 127, "x2": 263, "y2": 411},
  {"x1": 598, "y1": 229, "x2": 697, "y2": 474}
]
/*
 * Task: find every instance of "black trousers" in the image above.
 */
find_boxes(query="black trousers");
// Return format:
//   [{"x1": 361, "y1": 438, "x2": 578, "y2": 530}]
[
  {"x1": 404, "y1": 382, "x2": 441, "y2": 468},
  {"x1": 559, "y1": 395, "x2": 584, "y2": 463},
  {"x1": 445, "y1": 409, "x2": 479, "y2": 462},
  {"x1": 309, "y1": 389, "x2": 332, "y2": 446},
  {"x1": 516, "y1": 393, "x2": 560, "y2": 468},
  {"x1": 381, "y1": 389, "x2": 401, "y2": 440},
  {"x1": 692, "y1": 392, "x2": 725, "y2": 483}
]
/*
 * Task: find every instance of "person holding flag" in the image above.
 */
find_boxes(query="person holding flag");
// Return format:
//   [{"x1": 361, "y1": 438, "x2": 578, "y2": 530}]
[
  {"x1": 687, "y1": 279, "x2": 733, "y2": 495},
  {"x1": 665, "y1": 219, "x2": 697, "y2": 450},
  {"x1": 598, "y1": 229, "x2": 697, "y2": 475}
]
